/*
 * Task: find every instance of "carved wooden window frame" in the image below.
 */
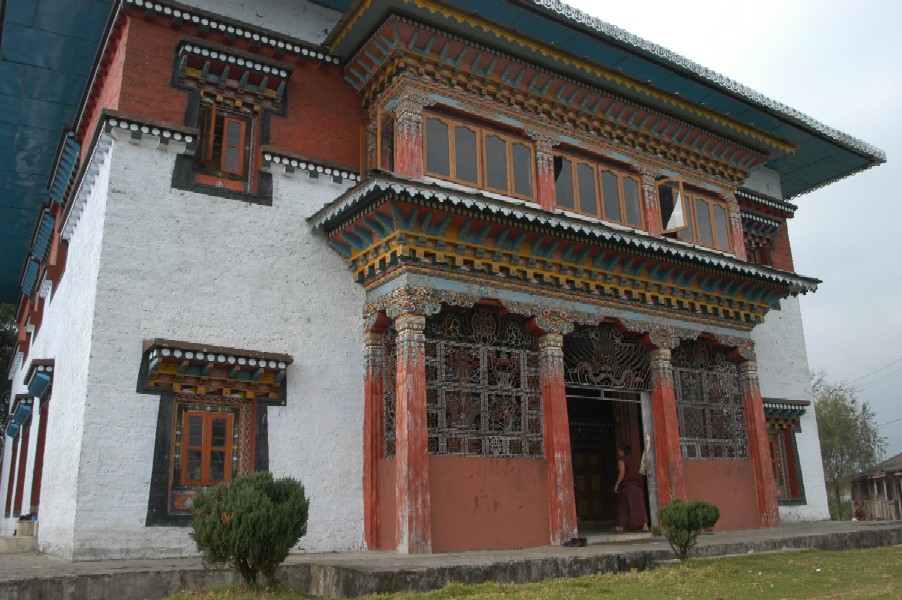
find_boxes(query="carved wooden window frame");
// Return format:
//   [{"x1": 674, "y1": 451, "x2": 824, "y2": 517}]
[
  {"x1": 553, "y1": 151, "x2": 645, "y2": 229},
  {"x1": 197, "y1": 102, "x2": 254, "y2": 182},
  {"x1": 179, "y1": 410, "x2": 235, "y2": 486},
  {"x1": 672, "y1": 185, "x2": 732, "y2": 252},
  {"x1": 422, "y1": 112, "x2": 536, "y2": 202}
]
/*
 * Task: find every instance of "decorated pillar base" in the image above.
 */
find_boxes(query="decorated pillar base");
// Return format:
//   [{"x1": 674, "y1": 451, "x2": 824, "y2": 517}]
[
  {"x1": 394, "y1": 313, "x2": 432, "y2": 553},
  {"x1": 649, "y1": 347, "x2": 685, "y2": 507},
  {"x1": 539, "y1": 331, "x2": 578, "y2": 545},
  {"x1": 741, "y1": 360, "x2": 780, "y2": 528}
]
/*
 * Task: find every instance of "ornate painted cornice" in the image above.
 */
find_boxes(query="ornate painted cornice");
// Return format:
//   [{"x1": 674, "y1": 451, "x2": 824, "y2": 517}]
[
  {"x1": 363, "y1": 277, "x2": 757, "y2": 352},
  {"x1": 310, "y1": 174, "x2": 818, "y2": 294},
  {"x1": 346, "y1": 16, "x2": 768, "y2": 185},
  {"x1": 138, "y1": 339, "x2": 293, "y2": 404}
]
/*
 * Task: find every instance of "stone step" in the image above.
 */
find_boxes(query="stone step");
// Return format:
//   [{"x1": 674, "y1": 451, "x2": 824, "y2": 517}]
[
  {"x1": 0, "y1": 535, "x2": 37, "y2": 554},
  {"x1": 586, "y1": 531, "x2": 654, "y2": 544}
]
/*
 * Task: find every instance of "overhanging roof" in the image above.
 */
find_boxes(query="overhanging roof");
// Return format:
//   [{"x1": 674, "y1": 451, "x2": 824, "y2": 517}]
[
  {"x1": 0, "y1": 0, "x2": 112, "y2": 303},
  {"x1": 0, "y1": 0, "x2": 884, "y2": 307},
  {"x1": 323, "y1": 0, "x2": 884, "y2": 198}
]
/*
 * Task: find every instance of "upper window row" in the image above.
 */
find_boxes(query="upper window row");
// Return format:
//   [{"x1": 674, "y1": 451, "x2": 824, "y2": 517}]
[
  {"x1": 417, "y1": 111, "x2": 731, "y2": 252},
  {"x1": 659, "y1": 180, "x2": 732, "y2": 252},
  {"x1": 553, "y1": 154, "x2": 644, "y2": 229},
  {"x1": 424, "y1": 115, "x2": 535, "y2": 201}
]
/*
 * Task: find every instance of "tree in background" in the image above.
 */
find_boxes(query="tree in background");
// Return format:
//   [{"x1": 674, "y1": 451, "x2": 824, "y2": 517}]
[
  {"x1": 813, "y1": 371, "x2": 885, "y2": 519},
  {"x1": 0, "y1": 303, "x2": 17, "y2": 453}
]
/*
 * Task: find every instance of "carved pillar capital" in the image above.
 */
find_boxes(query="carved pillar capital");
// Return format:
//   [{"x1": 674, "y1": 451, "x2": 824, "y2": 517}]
[
  {"x1": 535, "y1": 314, "x2": 574, "y2": 336},
  {"x1": 385, "y1": 290, "x2": 442, "y2": 321},
  {"x1": 649, "y1": 347, "x2": 672, "y2": 366},
  {"x1": 525, "y1": 129, "x2": 562, "y2": 153},
  {"x1": 739, "y1": 359, "x2": 759, "y2": 379},
  {"x1": 539, "y1": 332, "x2": 565, "y2": 381},
  {"x1": 364, "y1": 329, "x2": 385, "y2": 378}
]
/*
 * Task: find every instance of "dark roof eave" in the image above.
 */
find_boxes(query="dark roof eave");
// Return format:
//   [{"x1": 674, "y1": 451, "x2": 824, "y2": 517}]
[{"x1": 521, "y1": 0, "x2": 886, "y2": 167}]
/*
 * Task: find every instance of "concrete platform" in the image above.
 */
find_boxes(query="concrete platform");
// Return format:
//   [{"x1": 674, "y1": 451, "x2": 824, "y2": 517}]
[
  {"x1": 0, "y1": 535, "x2": 37, "y2": 554},
  {"x1": 0, "y1": 521, "x2": 899, "y2": 599}
]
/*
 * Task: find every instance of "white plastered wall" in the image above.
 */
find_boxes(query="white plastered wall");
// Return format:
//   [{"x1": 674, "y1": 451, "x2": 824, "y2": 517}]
[
  {"x1": 744, "y1": 167, "x2": 829, "y2": 521},
  {"x1": 65, "y1": 136, "x2": 364, "y2": 559},
  {"x1": 0, "y1": 140, "x2": 113, "y2": 556},
  {"x1": 752, "y1": 296, "x2": 830, "y2": 521}
]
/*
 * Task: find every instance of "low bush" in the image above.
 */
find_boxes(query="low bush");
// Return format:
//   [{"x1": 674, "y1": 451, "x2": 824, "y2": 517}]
[
  {"x1": 190, "y1": 472, "x2": 309, "y2": 586},
  {"x1": 653, "y1": 498, "x2": 720, "y2": 560}
]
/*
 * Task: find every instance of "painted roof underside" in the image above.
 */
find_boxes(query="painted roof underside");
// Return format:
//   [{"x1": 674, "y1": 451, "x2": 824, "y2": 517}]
[
  {"x1": 0, "y1": 0, "x2": 883, "y2": 303},
  {"x1": 0, "y1": 0, "x2": 112, "y2": 302}
]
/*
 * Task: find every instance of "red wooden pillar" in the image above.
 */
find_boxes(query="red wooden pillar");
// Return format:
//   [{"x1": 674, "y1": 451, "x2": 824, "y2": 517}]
[
  {"x1": 394, "y1": 96, "x2": 426, "y2": 180},
  {"x1": 725, "y1": 193, "x2": 748, "y2": 261},
  {"x1": 29, "y1": 397, "x2": 50, "y2": 515},
  {"x1": 4, "y1": 437, "x2": 19, "y2": 516},
  {"x1": 13, "y1": 418, "x2": 31, "y2": 515},
  {"x1": 394, "y1": 313, "x2": 431, "y2": 553},
  {"x1": 639, "y1": 171, "x2": 663, "y2": 237},
  {"x1": 649, "y1": 348, "x2": 685, "y2": 507},
  {"x1": 363, "y1": 329, "x2": 385, "y2": 549},
  {"x1": 740, "y1": 360, "x2": 781, "y2": 528},
  {"x1": 539, "y1": 332, "x2": 578, "y2": 545}
]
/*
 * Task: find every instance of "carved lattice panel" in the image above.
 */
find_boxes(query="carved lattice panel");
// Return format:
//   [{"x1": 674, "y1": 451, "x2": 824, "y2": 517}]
[
  {"x1": 424, "y1": 306, "x2": 542, "y2": 457},
  {"x1": 564, "y1": 324, "x2": 650, "y2": 390},
  {"x1": 672, "y1": 340, "x2": 748, "y2": 460}
]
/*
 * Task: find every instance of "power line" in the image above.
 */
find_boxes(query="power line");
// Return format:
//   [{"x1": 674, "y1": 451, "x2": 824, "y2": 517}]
[
  {"x1": 850, "y1": 356, "x2": 902, "y2": 383},
  {"x1": 857, "y1": 366, "x2": 902, "y2": 393},
  {"x1": 879, "y1": 416, "x2": 902, "y2": 428}
]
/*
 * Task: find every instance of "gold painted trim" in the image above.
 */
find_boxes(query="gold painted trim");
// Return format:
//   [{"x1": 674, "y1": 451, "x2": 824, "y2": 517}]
[{"x1": 332, "y1": 0, "x2": 795, "y2": 153}]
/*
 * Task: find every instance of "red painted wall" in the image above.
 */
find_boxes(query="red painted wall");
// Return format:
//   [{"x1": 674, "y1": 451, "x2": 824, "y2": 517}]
[
  {"x1": 770, "y1": 221, "x2": 795, "y2": 272},
  {"x1": 98, "y1": 14, "x2": 363, "y2": 169},
  {"x1": 377, "y1": 459, "x2": 397, "y2": 551},
  {"x1": 429, "y1": 456, "x2": 549, "y2": 552},
  {"x1": 683, "y1": 459, "x2": 759, "y2": 531},
  {"x1": 79, "y1": 18, "x2": 128, "y2": 159}
]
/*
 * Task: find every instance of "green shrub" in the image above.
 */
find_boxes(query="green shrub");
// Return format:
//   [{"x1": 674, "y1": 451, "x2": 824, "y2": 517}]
[
  {"x1": 653, "y1": 498, "x2": 720, "y2": 560},
  {"x1": 190, "y1": 472, "x2": 309, "y2": 586}
]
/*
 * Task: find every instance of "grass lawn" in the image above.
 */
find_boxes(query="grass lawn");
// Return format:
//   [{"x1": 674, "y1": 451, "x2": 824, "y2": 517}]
[{"x1": 169, "y1": 545, "x2": 902, "y2": 600}]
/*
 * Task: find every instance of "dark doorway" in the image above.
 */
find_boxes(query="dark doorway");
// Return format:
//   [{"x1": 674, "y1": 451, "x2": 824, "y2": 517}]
[{"x1": 567, "y1": 386, "x2": 646, "y2": 529}]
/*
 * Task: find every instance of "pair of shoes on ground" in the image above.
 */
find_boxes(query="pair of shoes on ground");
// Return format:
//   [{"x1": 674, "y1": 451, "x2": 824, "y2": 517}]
[{"x1": 562, "y1": 537, "x2": 587, "y2": 547}]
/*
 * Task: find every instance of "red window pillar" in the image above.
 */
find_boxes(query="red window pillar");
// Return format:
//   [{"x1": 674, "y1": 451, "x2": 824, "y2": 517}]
[
  {"x1": 531, "y1": 133, "x2": 559, "y2": 212},
  {"x1": 539, "y1": 331, "x2": 578, "y2": 545},
  {"x1": 725, "y1": 193, "x2": 748, "y2": 261},
  {"x1": 363, "y1": 328, "x2": 385, "y2": 549},
  {"x1": 639, "y1": 171, "x2": 663, "y2": 237},
  {"x1": 740, "y1": 360, "x2": 781, "y2": 527},
  {"x1": 393, "y1": 95, "x2": 429, "y2": 180},
  {"x1": 394, "y1": 313, "x2": 432, "y2": 553},
  {"x1": 649, "y1": 348, "x2": 686, "y2": 507}
]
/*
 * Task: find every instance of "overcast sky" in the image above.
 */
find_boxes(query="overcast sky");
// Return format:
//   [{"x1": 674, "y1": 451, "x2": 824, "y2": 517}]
[{"x1": 565, "y1": 0, "x2": 902, "y2": 458}]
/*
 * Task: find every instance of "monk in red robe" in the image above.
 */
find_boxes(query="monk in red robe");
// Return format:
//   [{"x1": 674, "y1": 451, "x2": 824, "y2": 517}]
[{"x1": 614, "y1": 442, "x2": 648, "y2": 531}]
